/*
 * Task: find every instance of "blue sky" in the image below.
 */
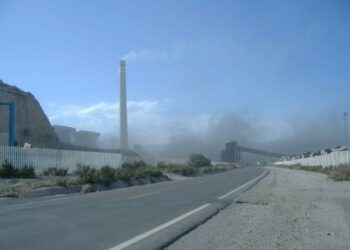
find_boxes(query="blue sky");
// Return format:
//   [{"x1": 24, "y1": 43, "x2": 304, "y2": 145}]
[{"x1": 1, "y1": 0, "x2": 350, "y2": 146}]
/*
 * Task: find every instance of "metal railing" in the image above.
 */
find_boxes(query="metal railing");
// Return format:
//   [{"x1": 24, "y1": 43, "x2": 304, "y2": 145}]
[{"x1": 0, "y1": 146, "x2": 122, "y2": 173}]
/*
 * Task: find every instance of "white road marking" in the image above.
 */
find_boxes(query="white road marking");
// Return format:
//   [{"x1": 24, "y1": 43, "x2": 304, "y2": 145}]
[
  {"x1": 127, "y1": 191, "x2": 159, "y2": 200},
  {"x1": 109, "y1": 203, "x2": 211, "y2": 250},
  {"x1": 218, "y1": 170, "x2": 267, "y2": 200}
]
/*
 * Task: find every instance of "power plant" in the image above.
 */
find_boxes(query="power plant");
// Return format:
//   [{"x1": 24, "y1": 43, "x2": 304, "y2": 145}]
[
  {"x1": 119, "y1": 60, "x2": 129, "y2": 150},
  {"x1": 221, "y1": 141, "x2": 284, "y2": 163}
]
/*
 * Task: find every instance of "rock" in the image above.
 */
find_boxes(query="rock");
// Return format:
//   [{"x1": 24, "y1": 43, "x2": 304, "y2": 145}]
[
  {"x1": 0, "y1": 192, "x2": 18, "y2": 198},
  {"x1": 0, "y1": 80, "x2": 59, "y2": 147},
  {"x1": 81, "y1": 184, "x2": 92, "y2": 194}
]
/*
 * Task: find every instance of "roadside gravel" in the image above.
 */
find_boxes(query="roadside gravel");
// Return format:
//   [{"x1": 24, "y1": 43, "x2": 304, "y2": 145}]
[{"x1": 167, "y1": 167, "x2": 350, "y2": 250}]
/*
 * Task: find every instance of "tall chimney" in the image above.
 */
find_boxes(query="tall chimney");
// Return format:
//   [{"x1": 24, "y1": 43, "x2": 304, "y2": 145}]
[{"x1": 119, "y1": 60, "x2": 128, "y2": 150}]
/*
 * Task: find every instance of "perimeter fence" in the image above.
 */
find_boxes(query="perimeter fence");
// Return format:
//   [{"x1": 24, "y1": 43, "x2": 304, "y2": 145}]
[
  {"x1": 0, "y1": 146, "x2": 122, "y2": 173},
  {"x1": 274, "y1": 150, "x2": 350, "y2": 168}
]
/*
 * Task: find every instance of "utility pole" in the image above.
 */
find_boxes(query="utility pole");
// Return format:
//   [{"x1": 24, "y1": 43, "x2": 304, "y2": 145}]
[{"x1": 344, "y1": 112, "x2": 349, "y2": 145}]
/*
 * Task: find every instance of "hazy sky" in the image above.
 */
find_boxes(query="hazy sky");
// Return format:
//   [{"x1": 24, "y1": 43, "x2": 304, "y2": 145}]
[{"x1": 1, "y1": 0, "x2": 350, "y2": 149}]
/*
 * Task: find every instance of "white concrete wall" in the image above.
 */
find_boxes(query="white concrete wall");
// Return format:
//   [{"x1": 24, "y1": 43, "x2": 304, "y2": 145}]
[{"x1": 275, "y1": 150, "x2": 350, "y2": 168}]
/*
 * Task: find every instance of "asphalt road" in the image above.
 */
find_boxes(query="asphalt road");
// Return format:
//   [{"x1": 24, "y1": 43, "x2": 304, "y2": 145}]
[{"x1": 0, "y1": 167, "x2": 265, "y2": 250}]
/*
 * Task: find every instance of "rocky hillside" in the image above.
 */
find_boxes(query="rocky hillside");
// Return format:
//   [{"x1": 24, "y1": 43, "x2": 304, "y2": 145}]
[{"x1": 0, "y1": 80, "x2": 59, "y2": 147}]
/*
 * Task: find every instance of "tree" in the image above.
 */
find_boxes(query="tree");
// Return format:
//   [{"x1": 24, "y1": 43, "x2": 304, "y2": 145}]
[{"x1": 188, "y1": 153, "x2": 211, "y2": 167}]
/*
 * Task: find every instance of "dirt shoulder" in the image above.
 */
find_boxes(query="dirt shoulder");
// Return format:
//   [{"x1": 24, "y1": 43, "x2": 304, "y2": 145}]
[{"x1": 167, "y1": 167, "x2": 350, "y2": 250}]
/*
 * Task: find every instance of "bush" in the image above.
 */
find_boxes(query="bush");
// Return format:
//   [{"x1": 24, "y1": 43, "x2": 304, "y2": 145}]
[
  {"x1": 75, "y1": 162, "x2": 165, "y2": 184},
  {"x1": 0, "y1": 161, "x2": 35, "y2": 178},
  {"x1": 115, "y1": 168, "x2": 131, "y2": 181},
  {"x1": 0, "y1": 160, "x2": 16, "y2": 178},
  {"x1": 188, "y1": 153, "x2": 211, "y2": 167},
  {"x1": 75, "y1": 164, "x2": 99, "y2": 184},
  {"x1": 330, "y1": 165, "x2": 350, "y2": 181},
  {"x1": 156, "y1": 161, "x2": 168, "y2": 170},
  {"x1": 99, "y1": 166, "x2": 117, "y2": 186},
  {"x1": 43, "y1": 167, "x2": 68, "y2": 176},
  {"x1": 122, "y1": 161, "x2": 147, "y2": 171},
  {"x1": 18, "y1": 166, "x2": 35, "y2": 178},
  {"x1": 56, "y1": 179, "x2": 67, "y2": 186},
  {"x1": 197, "y1": 166, "x2": 214, "y2": 174},
  {"x1": 134, "y1": 167, "x2": 163, "y2": 179},
  {"x1": 171, "y1": 166, "x2": 195, "y2": 176}
]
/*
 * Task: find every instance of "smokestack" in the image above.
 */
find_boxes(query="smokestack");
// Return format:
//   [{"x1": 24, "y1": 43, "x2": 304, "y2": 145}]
[{"x1": 119, "y1": 60, "x2": 128, "y2": 150}]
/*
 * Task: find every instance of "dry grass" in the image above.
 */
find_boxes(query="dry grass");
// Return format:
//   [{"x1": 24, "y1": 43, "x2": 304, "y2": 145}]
[{"x1": 275, "y1": 164, "x2": 350, "y2": 181}]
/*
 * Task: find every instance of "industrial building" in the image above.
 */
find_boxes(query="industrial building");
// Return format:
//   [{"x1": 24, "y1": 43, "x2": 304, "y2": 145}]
[
  {"x1": 221, "y1": 141, "x2": 284, "y2": 164},
  {"x1": 221, "y1": 141, "x2": 240, "y2": 163},
  {"x1": 53, "y1": 125, "x2": 100, "y2": 148},
  {"x1": 75, "y1": 130, "x2": 100, "y2": 148},
  {"x1": 52, "y1": 125, "x2": 76, "y2": 145}
]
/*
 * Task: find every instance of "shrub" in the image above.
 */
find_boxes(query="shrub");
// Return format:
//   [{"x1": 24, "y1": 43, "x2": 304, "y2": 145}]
[
  {"x1": 183, "y1": 167, "x2": 195, "y2": 176},
  {"x1": 198, "y1": 166, "x2": 214, "y2": 174},
  {"x1": 156, "y1": 161, "x2": 168, "y2": 170},
  {"x1": 132, "y1": 167, "x2": 163, "y2": 179},
  {"x1": 122, "y1": 161, "x2": 147, "y2": 171},
  {"x1": 330, "y1": 165, "x2": 350, "y2": 181},
  {"x1": 115, "y1": 168, "x2": 131, "y2": 181},
  {"x1": 56, "y1": 179, "x2": 67, "y2": 186},
  {"x1": 0, "y1": 160, "x2": 16, "y2": 178},
  {"x1": 146, "y1": 168, "x2": 163, "y2": 178},
  {"x1": 171, "y1": 166, "x2": 195, "y2": 176},
  {"x1": 188, "y1": 153, "x2": 211, "y2": 167},
  {"x1": 99, "y1": 166, "x2": 117, "y2": 186},
  {"x1": 0, "y1": 161, "x2": 35, "y2": 178},
  {"x1": 18, "y1": 166, "x2": 35, "y2": 178},
  {"x1": 43, "y1": 167, "x2": 68, "y2": 176},
  {"x1": 75, "y1": 164, "x2": 99, "y2": 184}
]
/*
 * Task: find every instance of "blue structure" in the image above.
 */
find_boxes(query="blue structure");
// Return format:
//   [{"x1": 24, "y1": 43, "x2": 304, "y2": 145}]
[{"x1": 0, "y1": 102, "x2": 15, "y2": 146}]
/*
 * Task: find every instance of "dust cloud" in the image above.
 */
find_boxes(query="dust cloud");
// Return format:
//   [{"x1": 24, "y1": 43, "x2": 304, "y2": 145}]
[{"x1": 98, "y1": 112, "x2": 347, "y2": 162}]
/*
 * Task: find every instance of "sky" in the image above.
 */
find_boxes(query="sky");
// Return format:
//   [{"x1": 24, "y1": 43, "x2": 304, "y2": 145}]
[{"x1": 1, "y1": 0, "x2": 350, "y2": 157}]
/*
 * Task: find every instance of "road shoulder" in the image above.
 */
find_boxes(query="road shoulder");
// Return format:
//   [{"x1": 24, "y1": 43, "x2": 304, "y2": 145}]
[{"x1": 166, "y1": 167, "x2": 350, "y2": 250}]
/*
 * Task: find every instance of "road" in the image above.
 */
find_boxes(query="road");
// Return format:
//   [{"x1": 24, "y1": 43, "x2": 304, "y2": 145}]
[
  {"x1": 167, "y1": 167, "x2": 350, "y2": 250},
  {"x1": 0, "y1": 167, "x2": 265, "y2": 250}
]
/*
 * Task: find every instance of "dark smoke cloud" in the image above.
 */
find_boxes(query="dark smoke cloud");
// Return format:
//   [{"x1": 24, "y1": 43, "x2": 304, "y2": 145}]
[
  {"x1": 98, "y1": 111, "x2": 347, "y2": 163},
  {"x1": 155, "y1": 113, "x2": 266, "y2": 161},
  {"x1": 153, "y1": 112, "x2": 347, "y2": 162}
]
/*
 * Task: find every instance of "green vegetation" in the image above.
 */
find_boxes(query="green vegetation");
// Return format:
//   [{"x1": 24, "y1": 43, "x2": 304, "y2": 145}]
[
  {"x1": 55, "y1": 179, "x2": 68, "y2": 187},
  {"x1": 275, "y1": 164, "x2": 350, "y2": 181},
  {"x1": 329, "y1": 165, "x2": 350, "y2": 181},
  {"x1": 156, "y1": 161, "x2": 223, "y2": 177},
  {"x1": 74, "y1": 159, "x2": 224, "y2": 185},
  {"x1": 43, "y1": 167, "x2": 68, "y2": 176},
  {"x1": 75, "y1": 164, "x2": 99, "y2": 184},
  {"x1": 188, "y1": 153, "x2": 211, "y2": 167},
  {"x1": 75, "y1": 162, "x2": 166, "y2": 185},
  {"x1": 0, "y1": 161, "x2": 35, "y2": 178}
]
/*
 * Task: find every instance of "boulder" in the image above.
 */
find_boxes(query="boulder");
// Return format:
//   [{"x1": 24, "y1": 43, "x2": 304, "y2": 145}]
[{"x1": 81, "y1": 184, "x2": 92, "y2": 194}]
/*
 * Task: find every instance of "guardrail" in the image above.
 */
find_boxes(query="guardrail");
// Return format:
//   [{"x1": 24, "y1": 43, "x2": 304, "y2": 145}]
[
  {"x1": 275, "y1": 150, "x2": 350, "y2": 168},
  {"x1": 0, "y1": 146, "x2": 122, "y2": 173}
]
